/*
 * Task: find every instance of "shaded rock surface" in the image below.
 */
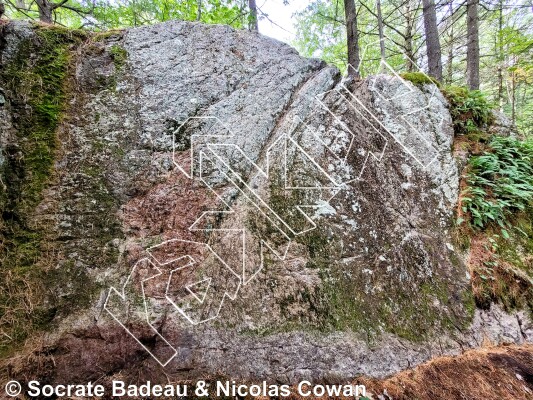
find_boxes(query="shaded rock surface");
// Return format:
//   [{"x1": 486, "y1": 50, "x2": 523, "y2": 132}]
[
  {"x1": 0, "y1": 20, "x2": 531, "y2": 386},
  {"x1": 489, "y1": 109, "x2": 520, "y2": 138}
]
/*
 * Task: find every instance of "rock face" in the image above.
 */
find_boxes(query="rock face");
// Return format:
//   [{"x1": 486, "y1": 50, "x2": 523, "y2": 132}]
[
  {"x1": 489, "y1": 109, "x2": 520, "y2": 137},
  {"x1": 0, "y1": 20, "x2": 531, "y2": 385}
]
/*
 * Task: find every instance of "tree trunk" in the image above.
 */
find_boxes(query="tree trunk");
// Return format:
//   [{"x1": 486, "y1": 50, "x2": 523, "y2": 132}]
[
  {"x1": 131, "y1": 0, "x2": 138, "y2": 27},
  {"x1": 446, "y1": 2, "x2": 454, "y2": 84},
  {"x1": 344, "y1": 0, "x2": 360, "y2": 78},
  {"x1": 422, "y1": 0, "x2": 443, "y2": 80},
  {"x1": 197, "y1": 0, "x2": 201, "y2": 21},
  {"x1": 376, "y1": 0, "x2": 386, "y2": 62},
  {"x1": 511, "y1": 68, "x2": 516, "y2": 123},
  {"x1": 404, "y1": 1, "x2": 415, "y2": 72},
  {"x1": 36, "y1": 0, "x2": 53, "y2": 23},
  {"x1": 248, "y1": 0, "x2": 258, "y2": 31},
  {"x1": 0, "y1": 0, "x2": 4, "y2": 19},
  {"x1": 497, "y1": 0, "x2": 504, "y2": 110},
  {"x1": 466, "y1": 0, "x2": 480, "y2": 90}
]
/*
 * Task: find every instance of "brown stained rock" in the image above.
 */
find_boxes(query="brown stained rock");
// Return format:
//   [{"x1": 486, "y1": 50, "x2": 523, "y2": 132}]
[
  {"x1": 1, "y1": 20, "x2": 532, "y2": 387},
  {"x1": 121, "y1": 166, "x2": 215, "y2": 240}
]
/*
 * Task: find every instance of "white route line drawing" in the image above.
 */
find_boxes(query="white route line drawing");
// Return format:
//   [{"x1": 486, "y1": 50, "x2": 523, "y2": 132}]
[
  {"x1": 188, "y1": 116, "x2": 343, "y2": 279},
  {"x1": 104, "y1": 257, "x2": 179, "y2": 367},
  {"x1": 104, "y1": 239, "x2": 242, "y2": 366},
  {"x1": 314, "y1": 89, "x2": 389, "y2": 180},
  {"x1": 153, "y1": 239, "x2": 242, "y2": 326},
  {"x1": 342, "y1": 35, "x2": 443, "y2": 169},
  {"x1": 104, "y1": 41, "x2": 446, "y2": 365}
]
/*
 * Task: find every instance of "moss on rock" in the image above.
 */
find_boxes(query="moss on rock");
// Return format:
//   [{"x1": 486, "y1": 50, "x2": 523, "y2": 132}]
[
  {"x1": 110, "y1": 43, "x2": 128, "y2": 71},
  {"x1": 468, "y1": 213, "x2": 533, "y2": 319},
  {"x1": 441, "y1": 85, "x2": 494, "y2": 135},
  {"x1": 400, "y1": 72, "x2": 440, "y2": 87},
  {"x1": 0, "y1": 24, "x2": 87, "y2": 355},
  {"x1": 245, "y1": 167, "x2": 473, "y2": 342}
]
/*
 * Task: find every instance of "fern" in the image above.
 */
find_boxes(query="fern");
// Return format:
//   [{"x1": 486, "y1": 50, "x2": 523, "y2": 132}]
[
  {"x1": 462, "y1": 136, "x2": 533, "y2": 230},
  {"x1": 442, "y1": 86, "x2": 494, "y2": 135}
]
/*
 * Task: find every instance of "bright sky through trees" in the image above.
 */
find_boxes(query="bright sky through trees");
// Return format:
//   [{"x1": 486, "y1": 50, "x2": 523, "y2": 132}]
[{"x1": 257, "y1": 0, "x2": 308, "y2": 43}]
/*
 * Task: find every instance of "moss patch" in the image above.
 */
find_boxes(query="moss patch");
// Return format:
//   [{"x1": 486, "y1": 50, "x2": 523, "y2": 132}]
[
  {"x1": 469, "y1": 214, "x2": 533, "y2": 319},
  {"x1": 109, "y1": 44, "x2": 128, "y2": 71},
  {"x1": 0, "y1": 24, "x2": 87, "y2": 356},
  {"x1": 400, "y1": 72, "x2": 440, "y2": 87},
  {"x1": 92, "y1": 29, "x2": 123, "y2": 42},
  {"x1": 441, "y1": 85, "x2": 494, "y2": 135},
  {"x1": 245, "y1": 169, "x2": 472, "y2": 341},
  {"x1": 316, "y1": 256, "x2": 472, "y2": 343}
]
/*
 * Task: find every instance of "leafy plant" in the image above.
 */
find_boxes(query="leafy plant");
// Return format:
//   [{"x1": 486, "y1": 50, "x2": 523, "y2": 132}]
[
  {"x1": 461, "y1": 136, "x2": 533, "y2": 230},
  {"x1": 442, "y1": 85, "x2": 494, "y2": 135}
]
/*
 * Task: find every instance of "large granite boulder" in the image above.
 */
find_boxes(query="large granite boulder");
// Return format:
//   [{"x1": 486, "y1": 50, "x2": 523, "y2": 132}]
[{"x1": 0, "y1": 20, "x2": 531, "y2": 385}]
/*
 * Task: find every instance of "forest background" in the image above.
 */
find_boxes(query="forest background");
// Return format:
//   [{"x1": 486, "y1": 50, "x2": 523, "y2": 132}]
[{"x1": 1, "y1": 0, "x2": 531, "y2": 134}]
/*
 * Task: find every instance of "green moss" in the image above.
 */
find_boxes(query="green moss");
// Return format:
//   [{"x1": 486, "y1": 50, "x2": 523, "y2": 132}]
[
  {"x1": 2, "y1": 30, "x2": 74, "y2": 212},
  {"x1": 0, "y1": 24, "x2": 85, "y2": 355},
  {"x1": 441, "y1": 85, "x2": 494, "y2": 135},
  {"x1": 93, "y1": 29, "x2": 123, "y2": 42},
  {"x1": 243, "y1": 168, "x2": 473, "y2": 342},
  {"x1": 490, "y1": 213, "x2": 533, "y2": 318},
  {"x1": 400, "y1": 72, "x2": 440, "y2": 87},
  {"x1": 317, "y1": 271, "x2": 468, "y2": 343},
  {"x1": 110, "y1": 44, "x2": 128, "y2": 70},
  {"x1": 462, "y1": 288, "x2": 477, "y2": 319}
]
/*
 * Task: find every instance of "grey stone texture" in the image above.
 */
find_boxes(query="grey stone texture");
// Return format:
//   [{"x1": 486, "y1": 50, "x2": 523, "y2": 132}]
[{"x1": 1, "y1": 20, "x2": 531, "y2": 385}]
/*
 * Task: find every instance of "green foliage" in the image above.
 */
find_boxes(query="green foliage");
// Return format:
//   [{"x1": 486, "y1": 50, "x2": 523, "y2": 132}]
[
  {"x1": 293, "y1": 0, "x2": 348, "y2": 71},
  {"x1": 292, "y1": 0, "x2": 531, "y2": 138},
  {"x1": 86, "y1": 0, "x2": 245, "y2": 29},
  {"x1": 461, "y1": 136, "x2": 533, "y2": 230},
  {"x1": 441, "y1": 86, "x2": 494, "y2": 135},
  {"x1": 293, "y1": 0, "x2": 420, "y2": 75},
  {"x1": 4, "y1": 0, "x2": 247, "y2": 30},
  {"x1": 400, "y1": 72, "x2": 440, "y2": 87},
  {"x1": 481, "y1": 8, "x2": 533, "y2": 135}
]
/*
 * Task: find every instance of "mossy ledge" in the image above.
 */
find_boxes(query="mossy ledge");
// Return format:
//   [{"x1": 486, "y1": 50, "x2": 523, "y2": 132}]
[
  {"x1": 400, "y1": 72, "x2": 441, "y2": 87},
  {"x1": 0, "y1": 23, "x2": 87, "y2": 356}
]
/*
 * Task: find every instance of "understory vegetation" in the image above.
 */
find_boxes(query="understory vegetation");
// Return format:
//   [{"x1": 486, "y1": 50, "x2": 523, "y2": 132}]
[
  {"x1": 442, "y1": 86, "x2": 494, "y2": 136},
  {"x1": 401, "y1": 72, "x2": 495, "y2": 136},
  {"x1": 460, "y1": 136, "x2": 533, "y2": 316},
  {"x1": 449, "y1": 85, "x2": 533, "y2": 318},
  {"x1": 461, "y1": 136, "x2": 533, "y2": 231},
  {"x1": 447, "y1": 83, "x2": 531, "y2": 233}
]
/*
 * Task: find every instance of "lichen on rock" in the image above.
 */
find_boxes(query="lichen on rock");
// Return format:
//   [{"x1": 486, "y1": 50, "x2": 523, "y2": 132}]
[{"x1": 0, "y1": 19, "x2": 531, "y2": 386}]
